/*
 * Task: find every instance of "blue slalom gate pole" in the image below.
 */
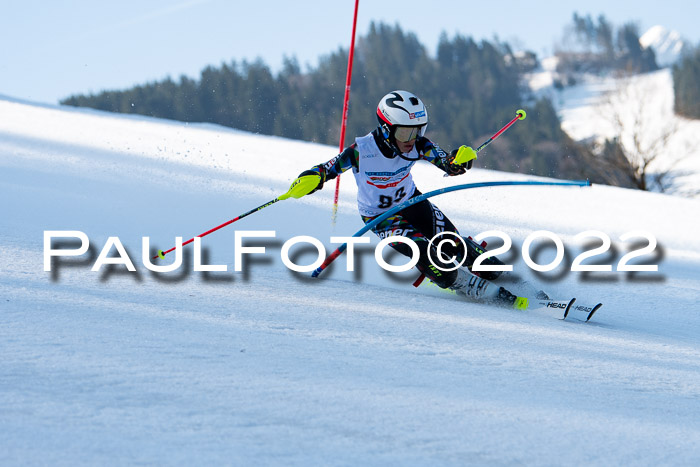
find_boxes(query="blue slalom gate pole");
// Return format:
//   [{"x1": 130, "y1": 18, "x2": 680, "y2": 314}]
[{"x1": 310, "y1": 179, "x2": 590, "y2": 277}]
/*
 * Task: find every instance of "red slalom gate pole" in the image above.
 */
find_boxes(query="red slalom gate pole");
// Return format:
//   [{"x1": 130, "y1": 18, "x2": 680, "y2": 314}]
[{"x1": 331, "y1": 0, "x2": 360, "y2": 224}]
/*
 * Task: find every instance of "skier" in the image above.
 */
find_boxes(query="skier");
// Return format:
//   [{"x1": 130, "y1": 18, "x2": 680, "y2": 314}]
[{"x1": 288, "y1": 90, "x2": 525, "y2": 309}]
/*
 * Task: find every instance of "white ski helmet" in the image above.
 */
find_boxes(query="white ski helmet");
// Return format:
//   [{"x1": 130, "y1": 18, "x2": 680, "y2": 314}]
[{"x1": 376, "y1": 90, "x2": 428, "y2": 157}]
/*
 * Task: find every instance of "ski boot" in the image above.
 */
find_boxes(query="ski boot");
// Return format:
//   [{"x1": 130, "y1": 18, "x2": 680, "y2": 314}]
[
  {"x1": 449, "y1": 267, "x2": 528, "y2": 310},
  {"x1": 463, "y1": 236, "x2": 506, "y2": 281}
]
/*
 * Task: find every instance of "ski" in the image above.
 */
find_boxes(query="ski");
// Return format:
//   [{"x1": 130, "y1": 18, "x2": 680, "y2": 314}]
[
  {"x1": 570, "y1": 300, "x2": 604, "y2": 321},
  {"x1": 530, "y1": 297, "x2": 603, "y2": 321},
  {"x1": 414, "y1": 274, "x2": 603, "y2": 322}
]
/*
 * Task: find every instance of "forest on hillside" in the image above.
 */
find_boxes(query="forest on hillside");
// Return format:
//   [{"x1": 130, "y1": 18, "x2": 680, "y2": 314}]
[
  {"x1": 63, "y1": 16, "x2": 692, "y2": 187},
  {"x1": 61, "y1": 22, "x2": 594, "y2": 181},
  {"x1": 673, "y1": 47, "x2": 700, "y2": 119}
]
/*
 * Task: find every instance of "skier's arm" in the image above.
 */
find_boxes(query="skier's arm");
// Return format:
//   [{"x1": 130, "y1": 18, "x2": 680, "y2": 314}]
[
  {"x1": 418, "y1": 137, "x2": 476, "y2": 176},
  {"x1": 287, "y1": 144, "x2": 359, "y2": 197}
]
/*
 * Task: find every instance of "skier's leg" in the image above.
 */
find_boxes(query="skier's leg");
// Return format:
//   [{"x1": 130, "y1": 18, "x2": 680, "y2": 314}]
[
  {"x1": 393, "y1": 196, "x2": 467, "y2": 264},
  {"x1": 363, "y1": 198, "x2": 523, "y2": 307},
  {"x1": 460, "y1": 236, "x2": 506, "y2": 281},
  {"x1": 365, "y1": 212, "x2": 525, "y2": 308},
  {"x1": 362, "y1": 212, "x2": 458, "y2": 288},
  {"x1": 397, "y1": 195, "x2": 505, "y2": 278},
  {"x1": 397, "y1": 198, "x2": 505, "y2": 280}
]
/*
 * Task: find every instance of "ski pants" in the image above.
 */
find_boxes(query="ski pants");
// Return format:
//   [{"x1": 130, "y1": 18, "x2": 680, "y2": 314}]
[{"x1": 361, "y1": 190, "x2": 467, "y2": 288}]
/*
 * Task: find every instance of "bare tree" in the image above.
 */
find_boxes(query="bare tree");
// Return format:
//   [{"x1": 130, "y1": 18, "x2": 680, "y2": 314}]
[{"x1": 584, "y1": 74, "x2": 697, "y2": 195}]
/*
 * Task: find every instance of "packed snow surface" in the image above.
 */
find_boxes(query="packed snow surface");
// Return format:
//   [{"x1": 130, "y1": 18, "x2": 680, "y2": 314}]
[{"x1": 2, "y1": 96, "x2": 700, "y2": 465}]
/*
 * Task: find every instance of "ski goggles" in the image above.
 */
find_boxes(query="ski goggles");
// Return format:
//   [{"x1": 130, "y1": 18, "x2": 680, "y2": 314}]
[{"x1": 393, "y1": 125, "x2": 426, "y2": 143}]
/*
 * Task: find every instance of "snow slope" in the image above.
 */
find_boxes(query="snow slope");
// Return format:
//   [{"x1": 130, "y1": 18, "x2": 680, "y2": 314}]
[
  {"x1": 557, "y1": 68, "x2": 700, "y2": 195},
  {"x1": 530, "y1": 61, "x2": 700, "y2": 197},
  {"x1": 2, "y1": 96, "x2": 700, "y2": 465},
  {"x1": 525, "y1": 24, "x2": 700, "y2": 198}
]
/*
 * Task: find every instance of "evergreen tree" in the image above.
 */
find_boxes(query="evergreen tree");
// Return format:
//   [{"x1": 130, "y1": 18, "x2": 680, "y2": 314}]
[
  {"x1": 616, "y1": 23, "x2": 657, "y2": 73},
  {"x1": 557, "y1": 14, "x2": 657, "y2": 73},
  {"x1": 673, "y1": 47, "x2": 700, "y2": 119}
]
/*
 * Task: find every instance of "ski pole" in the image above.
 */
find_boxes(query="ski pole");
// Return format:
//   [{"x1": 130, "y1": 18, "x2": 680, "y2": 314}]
[
  {"x1": 154, "y1": 175, "x2": 320, "y2": 260},
  {"x1": 447, "y1": 109, "x2": 527, "y2": 172},
  {"x1": 476, "y1": 109, "x2": 526, "y2": 153}
]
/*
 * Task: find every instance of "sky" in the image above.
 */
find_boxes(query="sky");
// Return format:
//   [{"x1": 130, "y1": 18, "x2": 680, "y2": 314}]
[{"x1": 1, "y1": 0, "x2": 699, "y2": 105}]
